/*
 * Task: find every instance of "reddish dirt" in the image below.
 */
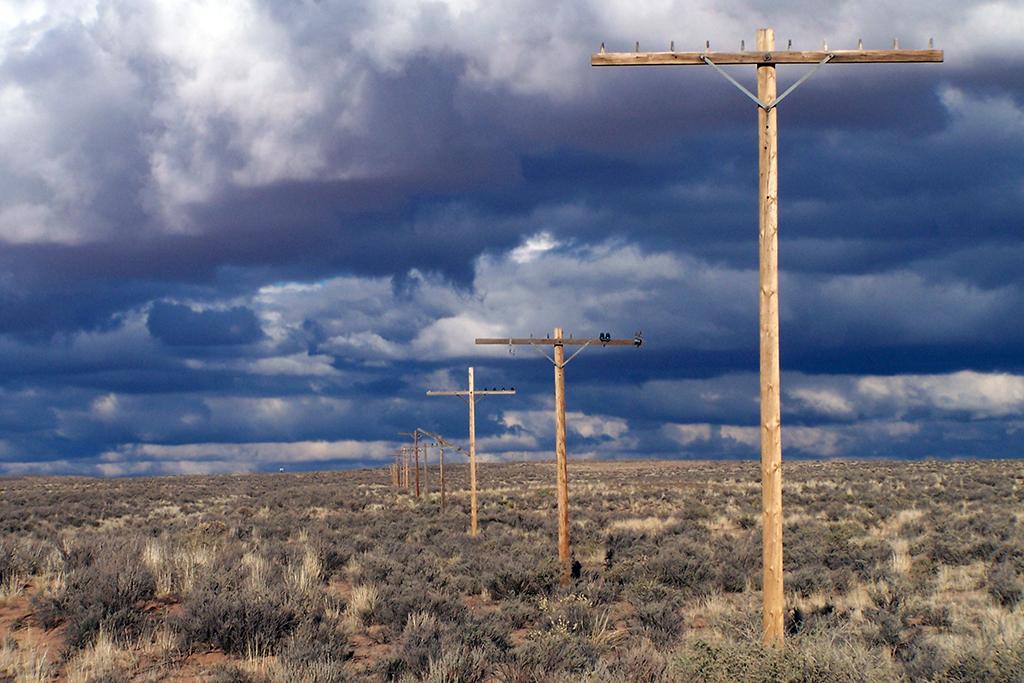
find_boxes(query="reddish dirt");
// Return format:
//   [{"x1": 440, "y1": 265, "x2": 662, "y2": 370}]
[
  {"x1": 0, "y1": 587, "x2": 66, "y2": 660},
  {"x1": 161, "y1": 650, "x2": 231, "y2": 682}
]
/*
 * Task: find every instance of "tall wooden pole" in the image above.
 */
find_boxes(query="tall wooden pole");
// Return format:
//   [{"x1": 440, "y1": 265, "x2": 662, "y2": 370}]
[
  {"x1": 413, "y1": 430, "x2": 421, "y2": 497},
  {"x1": 439, "y1": 446, "x2": 446, "y2": 510},
  {"x1": 422, "y1": 443, "x2": 429, "y2": 495},
  {"x1": 476, "y1": 331, "x2": 640, "y2": 586},
  {"x1": 757, "y1": 27, "x2": 784, "y2": 647},
  {"x1": 427, "y1": 375, "x2": 514, "y2": 536},
  {"x1": 552, "y1": 327, "x2": 571, "y2": 586},
  {"x1": 591, "y1": 31, "x2": 939, "y2": 648},
  {"x1": 468, "y1": 367, "x2": 478, "y2": 537}
]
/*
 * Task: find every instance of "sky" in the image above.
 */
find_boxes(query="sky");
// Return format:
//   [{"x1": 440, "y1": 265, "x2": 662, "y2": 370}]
[{"x1": 1, "y1": 0, "x2": 1022, "y2": 476}]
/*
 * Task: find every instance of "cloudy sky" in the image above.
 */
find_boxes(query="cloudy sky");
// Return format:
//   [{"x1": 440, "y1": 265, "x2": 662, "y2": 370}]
[{"x1": 1, "y1": 0, "x2": 1022, "y2": 475}]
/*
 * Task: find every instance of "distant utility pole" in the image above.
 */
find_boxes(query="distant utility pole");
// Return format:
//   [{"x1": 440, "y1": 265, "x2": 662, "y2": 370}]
[
  {"x1": 416, "y1": 428, "x2": 466, "y2": 512},
  {"x1": 398, "y1": 445, "x2": 412, "y2": 489},
  {"x1": 477, "y1": 328, "x2": 642, "y2": 585},
  {"x1": 390, "y1": 451, "x2": 400, "y2": 487},
  {"x1": 398, "y1": 431, "x2": 422, "y2": 497},
  {"x1": 427, "y1": 368, "x2": 516, "y2": 537},
  {"x1": 592, "y1": 29, "x2": 941, "y2": 646}
]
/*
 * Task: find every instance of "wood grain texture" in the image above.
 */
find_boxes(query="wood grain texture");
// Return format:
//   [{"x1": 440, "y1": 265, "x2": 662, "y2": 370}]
[
  {"x1": 468, "y1": 367, "x2": 478, "y2": 538},
  {"x1": 757, "y1": 28, "x2": 785, "y2": 648},
  {"x1": 553, "y1": 327, "x2": 571, "y2": 587},
  {"x1": 591, "y1": 48, "x2": 943, "y2": 66},
  {"x1": 476, "y1": 338, "x2": 635, "y2": 346}
]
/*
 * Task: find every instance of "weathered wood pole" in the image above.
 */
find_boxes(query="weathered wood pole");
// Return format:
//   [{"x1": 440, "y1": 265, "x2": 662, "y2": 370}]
[
  {"x1": 439, "y1": 446, "x2": 446, "y2": 510},
  {"x1": 422, "y1": 442, "x2": 429, "y2": 495},
  {"x1": 552, "y1": 327, "x2": 571, "y2": 586},
  {"x1": 414, "y1": 430, "x2": 421, "y2": 497},
  {"x1": 757, "y1": 27, "x2": 784, "y2": 647},
  {"x1": 468, "y1": 366, "x2": 479, "y2": 537}
]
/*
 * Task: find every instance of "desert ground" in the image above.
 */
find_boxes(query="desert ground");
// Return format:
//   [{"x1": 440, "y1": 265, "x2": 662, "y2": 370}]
[{"x1": 0, "y1": 459, "x2": 1022, "y2": 682}]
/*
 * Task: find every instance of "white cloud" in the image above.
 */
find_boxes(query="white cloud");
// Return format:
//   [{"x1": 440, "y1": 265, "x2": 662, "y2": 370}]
[
  {"x1": 511, "y1": 232, "x2": 560, "y2": 264},
  {"x1": 501, "y1": 408, "x2": 628, "y2": 440},
  {"x1": 662, "y1": 422, "x2": 712, "y2": 446},
  {"x1": 856, "y1": 370, "x2": 1024, "y2": 418},
  {"x1": 721, "y1": 425, "x2": 759, "y2": 448},
  {"x1": 789, "y1": 387, "x2": 855, "y2": 418}
]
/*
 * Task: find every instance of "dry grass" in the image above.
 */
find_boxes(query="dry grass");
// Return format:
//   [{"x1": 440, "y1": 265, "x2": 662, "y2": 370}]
[
  {"x1": 0, "y1": 639, "x2": 54, "y2": 683},
  {"x1": 0, "y1": 459, "x2": 1019, "y2": 680},
  {"x1": 64, "y1": 630, "x2": 137, "y2": 682}
]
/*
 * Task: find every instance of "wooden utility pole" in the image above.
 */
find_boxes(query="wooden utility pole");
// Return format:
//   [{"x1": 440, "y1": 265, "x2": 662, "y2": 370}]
[
  {"x1": 427, "y1": 368, "x2": 516, "y2": 536},
  {"x1": 592, "y1": 30, "x2": 941, "y2": 646},
  {"x1": 399, "y1": 432, "x2": 424, "y2": 497},
  {"x1": 477, "y1": 328, "x2": 642, "y2": 585},
  {"x1": 401, "y1": 446, "x2": 412, "y2": 489},
  {"x1": 414, "y1": 428, "x2": 464, "y2": 512}
]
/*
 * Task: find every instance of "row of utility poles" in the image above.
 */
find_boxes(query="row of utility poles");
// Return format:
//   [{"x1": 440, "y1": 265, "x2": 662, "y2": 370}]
[
  {"x1": 392, "y1": 329, "x2": 642, "y2": 587},
  {"x1": 386, "y1": 28, "x2": 941, "y2": 649},
  {"x1": 392, "y1": 427, "x2": 465, "y2": 511}
]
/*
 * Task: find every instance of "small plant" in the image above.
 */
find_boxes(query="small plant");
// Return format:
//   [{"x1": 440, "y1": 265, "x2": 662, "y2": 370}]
[
  {"x1": 987, "y1": 562, "x2": 1023, "y2": 608},
  {"x1": 32, "y1": 545, "x2": 156, "y2": 650}
]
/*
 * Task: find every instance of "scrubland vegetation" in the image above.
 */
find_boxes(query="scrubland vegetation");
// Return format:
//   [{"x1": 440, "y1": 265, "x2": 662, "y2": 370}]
[{"x1": 0, "y1": 459, "x2": 1022, "y2": 681}]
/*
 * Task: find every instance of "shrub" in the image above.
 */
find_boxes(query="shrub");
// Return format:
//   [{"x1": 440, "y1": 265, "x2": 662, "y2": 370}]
[
  {"x1": 511, "y1": 629, "x2": 599, "y2": 678},
  {"x1": 631, "y1": 600, "x2": 683, "y2": 647},
  {"x1": 382, "y1": 611, "x2": 445, "y2": 679},
  {"x1": 646, "y1": 540, "x2": 714, "y2": 595},
  {"x1": 595, "y1": 639, "x2": 668, "y2": 683},
  {"x1": 987, "y1": 562, "x2": 1023, "y2": 608},
  {"x1": 278, "y1": 618, "x2": 353, "y2": 669},
  {"x1": 487, "y1": 559, "x2": 560, "y2": 601},
  {"x1": 176, "y1": 576, "x2": 298, "y2": 656},
  {"x1": 672, "y1": 638, "x2": 893, "y2": 682},
  {"x1": 422, "y1": 645, "x2": 489, "y2": 683},
  {"x1": 32, "y1": 547, "x2": 156, "y2": 649}
]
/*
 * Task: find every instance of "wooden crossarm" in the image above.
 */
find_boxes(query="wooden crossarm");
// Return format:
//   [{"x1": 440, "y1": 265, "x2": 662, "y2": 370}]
[
  {"x1": 426, "y1": 389, "x2": 516, "y2": 396},
  {"x1": 476, "y1": 337, "x2": 636, "y2": 346},
  {"x1": 591, "y1": 49, "x2": 943, "y2": 67}
]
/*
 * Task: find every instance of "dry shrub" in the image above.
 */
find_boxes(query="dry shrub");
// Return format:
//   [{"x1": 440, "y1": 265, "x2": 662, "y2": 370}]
[
  {"x1": 382, "y1": 611, "x2": 445, "y2": 680},
  {"x1": 0, "y1": 636, "x2": 55, "y2": 683},
  {"x1": 32, "y1": 543, "x2": 155, "y2": 650},
  {"x1": 176, "y1": 573, "x2": 297, "y2": 656},
  {"x1": 64, "y1": 629, "x2": 137, "y2": 683},
  {"x1": 421, "y1": 645, "x2": 489, "y2": 683},
  {"x1": 672, "y1": 637, "x2": 895, "y2": 682},
  {"x1": 631, "y1": 600, "x2": 683, "y2": 647},
  {"x1": 986, "y1": 562, "x2": 1023, "y2": 608}
]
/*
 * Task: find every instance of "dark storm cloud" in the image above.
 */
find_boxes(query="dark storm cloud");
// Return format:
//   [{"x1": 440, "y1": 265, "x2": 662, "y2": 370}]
[
  {"x1": 0, "y1": 0, "x2": 1022, "y2": 474},
  {"x1": 146, "y1": 302, "x2": 264, "y2": 346}
]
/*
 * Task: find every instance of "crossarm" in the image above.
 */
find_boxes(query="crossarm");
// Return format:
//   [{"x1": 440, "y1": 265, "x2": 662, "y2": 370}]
[
  {"x1": 426, "y1": 389, "x2": 515, "y2": 396},
  {"x1": 476, "y1": 337, "x2": 635, "y2": 346},
  {"x1": 591, "y1": 49, "x2": 942, "y2": 66}
]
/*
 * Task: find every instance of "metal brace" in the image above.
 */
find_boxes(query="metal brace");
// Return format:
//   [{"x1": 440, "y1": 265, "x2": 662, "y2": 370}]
[
  {"x1": 701, "y1": 53, "x2": 833, "y2": 110},
  {"x1": 527, "y1": 338, "x2": 592, "y2": 368}
]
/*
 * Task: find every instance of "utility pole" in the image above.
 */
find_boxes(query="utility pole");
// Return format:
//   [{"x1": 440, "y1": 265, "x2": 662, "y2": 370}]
[
  {"x1": 398, "y1": 432, "x2": 422, "y2": 497},
  {"x1": 477, "y1": 328, "x2": 642, "y2": 585},
  {"x1": 415, "y1": 428, "x2": 466, "y2": 512},
  {"x1": 427, "y1": 368, "x2": 516, "y2": 537},
  {"x1": 401, "y1": 445, "x2": 412, "y2": 489},
  {"x1": 592, "y1": 30, "x2": 941, "y2": 646}
]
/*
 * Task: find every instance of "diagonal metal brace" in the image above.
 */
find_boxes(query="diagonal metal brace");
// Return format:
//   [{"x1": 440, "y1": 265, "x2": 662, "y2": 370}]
[
  {"x1": 773, "y1": 53, "x2": 833, "y2": 108},
  {"x1": 701, "y1": 53, "x2": 833, "y2": 110},
  {"x1": 561, "y1": 340, "x2": 592, "y2": 367}
]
